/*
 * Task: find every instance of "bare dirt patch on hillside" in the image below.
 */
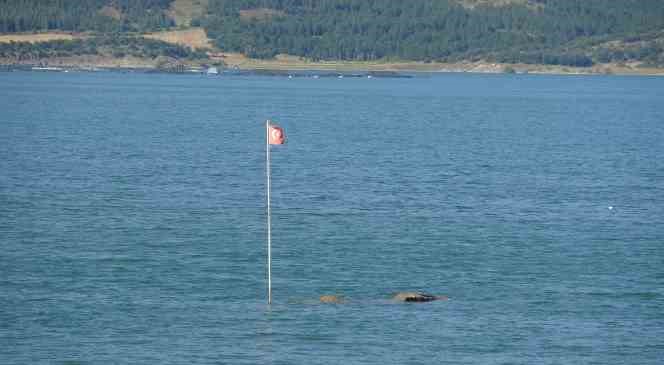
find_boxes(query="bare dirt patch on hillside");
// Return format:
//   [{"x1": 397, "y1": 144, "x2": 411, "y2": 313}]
[
  {"x1": 169, "y1": 0, "x2": 208, "y2": 26},
  {"x1": 239, "y1": 8, "x2": 285, "y2": 21},
  {"x1": 99, "y1": 5, "x2": 122, "y2": 20},
  {"x1": 143, "y1": 28, "x2": 213, "y2": 50},
  {"x1": 0, "y1": 33, "x2": 78, "y2": 43},
  {"x1": 456, "y1": 0, "x2": 542, "y2": 10}
]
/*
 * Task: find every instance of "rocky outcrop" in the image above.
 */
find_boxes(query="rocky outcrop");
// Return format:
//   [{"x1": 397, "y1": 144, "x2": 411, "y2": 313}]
[
  {"x1": 316, "y1": 292, "x2": 448, "y2": 303},
  {"x1": 319, "y1": 295, "x2": 345, "y2": 304}
]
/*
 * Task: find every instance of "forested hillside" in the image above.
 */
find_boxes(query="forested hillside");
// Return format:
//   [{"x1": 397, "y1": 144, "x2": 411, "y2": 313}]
[
  {"x1": 0, "y1": 0, "x2": 198, "y2": 64},
  {"x1": 1, "y1": 0, "x2": 664, "y2": 68},
  {"x1": 201, "y1": 0, "x2": 664, "y2": 66},
  {"x1": 0, "y1": 0, "x2": 174, "y2": 33}
]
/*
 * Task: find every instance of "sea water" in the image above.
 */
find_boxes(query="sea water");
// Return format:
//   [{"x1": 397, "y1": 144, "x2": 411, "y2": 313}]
[{"x1": 1, "y1": 71, "x2": 663, "y2": 364}]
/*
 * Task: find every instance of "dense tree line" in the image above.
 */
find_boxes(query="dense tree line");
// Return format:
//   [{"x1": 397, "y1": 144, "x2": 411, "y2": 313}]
[
  {"x1": 200, "y1": 0, "x2": 664, "y2": 66},
  {"x1": 0, "y1": 0, "x2": 174, "y2": 33},
  {"x1": 0, "y1": 36, "x2": 207, "y2": 61},
  {"x1": 1, "y1": 0, "x2": 663, "y2": 66}
]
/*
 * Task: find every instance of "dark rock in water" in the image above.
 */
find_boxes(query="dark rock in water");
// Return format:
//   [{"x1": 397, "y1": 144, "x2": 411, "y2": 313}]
[
  {"x1": 392, "y1": 292, "x2": 447, "y2": 302},
  {"x1": 320, "y1": 295, "x2": 345, "y2": 304}
]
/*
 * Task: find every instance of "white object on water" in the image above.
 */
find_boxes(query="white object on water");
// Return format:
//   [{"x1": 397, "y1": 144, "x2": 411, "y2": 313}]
[{"x1": 608, "y1": 206, "x2": 614, "y2": 210}]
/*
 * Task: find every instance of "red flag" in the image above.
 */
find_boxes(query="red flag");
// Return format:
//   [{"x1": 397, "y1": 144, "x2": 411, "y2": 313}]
[{"x1": 268, "y1": 124, "x2": 285, "y2": 145}]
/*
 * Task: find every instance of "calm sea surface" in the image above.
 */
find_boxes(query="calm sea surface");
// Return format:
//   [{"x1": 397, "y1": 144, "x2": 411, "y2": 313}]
[{"x1": 1, "y1": 71, "x2": 663, "y2": 364}]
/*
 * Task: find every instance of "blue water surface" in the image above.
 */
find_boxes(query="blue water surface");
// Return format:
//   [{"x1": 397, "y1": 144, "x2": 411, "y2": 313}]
[{"x1": 1, "y1": 71, "x2": 663, "y2": 364}]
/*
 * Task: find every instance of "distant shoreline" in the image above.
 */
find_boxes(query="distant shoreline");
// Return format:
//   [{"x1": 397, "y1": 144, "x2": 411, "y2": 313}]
[
  {"x1": 2, "y1": 57, "x2": 664, "y2": 77},
  {"x1": 2, "y1": 29, "x2": 663, "y2": 77}
]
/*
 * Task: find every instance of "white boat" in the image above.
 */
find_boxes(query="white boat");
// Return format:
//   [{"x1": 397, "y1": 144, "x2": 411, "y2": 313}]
[{"x1": 31, "y1": 67, "x2": 63, "y2": 71}]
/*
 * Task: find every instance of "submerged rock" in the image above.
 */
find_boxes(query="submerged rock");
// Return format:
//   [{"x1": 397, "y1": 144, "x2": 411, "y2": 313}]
[
  {"x1": 319, "y1": 295, "x2": 345, "y2": 304},
  {"x1": 392, "y1": 292, "x2": 447, "y2": 302}
]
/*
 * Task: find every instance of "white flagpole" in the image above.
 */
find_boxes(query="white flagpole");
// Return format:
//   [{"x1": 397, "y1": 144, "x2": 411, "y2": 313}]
[{"x1": 266, "y1": 120, "x2": 272, "y2": 305}]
